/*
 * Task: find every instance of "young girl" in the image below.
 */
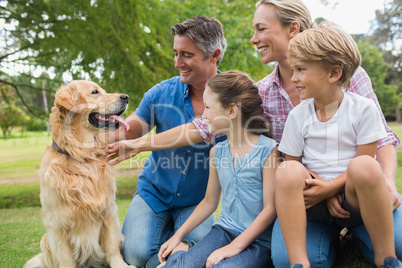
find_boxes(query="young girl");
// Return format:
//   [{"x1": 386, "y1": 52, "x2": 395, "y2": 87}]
[{"x1": 157, "y1": 71, "x2": 279, "y2": 268}]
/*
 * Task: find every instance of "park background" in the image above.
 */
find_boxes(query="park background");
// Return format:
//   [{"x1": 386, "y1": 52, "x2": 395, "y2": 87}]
[{"x1": 0, "y1": 0, "x2": 401, "y2": 267}]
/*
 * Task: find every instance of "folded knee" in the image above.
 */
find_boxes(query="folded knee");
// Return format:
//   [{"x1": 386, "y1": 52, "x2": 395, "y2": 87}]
[
  {"x1": 276, "y1": 160, "x2": 306, "y2": 188},
  {"x1": 347, "y1": 155, "x2": 383, "y2": 185}
]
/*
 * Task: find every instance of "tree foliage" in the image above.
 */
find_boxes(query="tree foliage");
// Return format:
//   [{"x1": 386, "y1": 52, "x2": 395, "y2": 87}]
[
  {"x1": 1, "y1": 0, "x2": 400, "y2": 121},
  {"x1": 0, "y1": 81, "x2": 26, "y2": 138},
  {"x1": 0, "y1": 0, "x2": 271, "y2": 116},
  {"x1": 1, "y1": 0, "x2": 184, "y2": 106},
  {"x1": 368, "y1": 0, "x2": 402, "y2": 120},
  {"x1": 358, "y1": 42, "x2": 400, "y2": 119}
]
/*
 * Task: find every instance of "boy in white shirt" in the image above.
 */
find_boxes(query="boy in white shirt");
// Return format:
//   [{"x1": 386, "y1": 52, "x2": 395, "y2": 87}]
[{"x1": 276, "y1": 22, "x2": 401, "y2": 268}]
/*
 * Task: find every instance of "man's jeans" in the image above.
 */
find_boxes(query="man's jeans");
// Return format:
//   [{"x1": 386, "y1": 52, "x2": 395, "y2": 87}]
[
  {"x1": 272, "y1": 192, "x2": 402, "y2": 267},
  {"x1": 121, "y1": 193, "x2": 214, "y2": 267}
]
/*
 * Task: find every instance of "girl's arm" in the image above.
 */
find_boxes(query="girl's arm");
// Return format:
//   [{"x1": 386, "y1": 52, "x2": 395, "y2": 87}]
[
  {"x1": 105, "y1": 122, "x2": 204, "y2": 165},
  {"x1": 205, "y1": 147, "x2": 280, "y2": 267},
  {"x1": 158, "y1": 147, "x2": 222, "y2": 262}
]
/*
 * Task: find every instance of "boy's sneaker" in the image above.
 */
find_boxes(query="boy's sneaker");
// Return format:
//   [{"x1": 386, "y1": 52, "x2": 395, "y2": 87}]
[
  {"x1": 290, "y1": 265, "x2": 303, "y2": 268},
  {"x1": 380, "y1": 257, "x2": 402, "y2": 268}
]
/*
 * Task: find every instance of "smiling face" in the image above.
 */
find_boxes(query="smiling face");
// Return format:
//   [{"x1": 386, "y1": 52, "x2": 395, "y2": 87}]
[
  {"x1": 173, "y1": 35, "x2": 217, "y2": 91},
  {"x1": 55, "y1": 80, "x2": 129, "y2": 131},
  {"x1": 251, "y1": 4, "x2": 293, "y2": 65},
  {"x1": 202, "y1": 86, "x2": 231, "y2": 135},
  {"x1": 289, "y1": 58, "x2": 331, "y2": 100}
]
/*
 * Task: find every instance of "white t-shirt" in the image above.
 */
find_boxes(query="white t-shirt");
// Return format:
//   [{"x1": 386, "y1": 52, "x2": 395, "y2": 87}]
[{"x1": 278, "y1": 92, "x2": 387, "y2": 181}]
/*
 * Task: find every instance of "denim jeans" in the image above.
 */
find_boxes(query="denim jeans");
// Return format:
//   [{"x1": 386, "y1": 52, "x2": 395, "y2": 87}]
[
  {"x1": 271, "y1": 192, "x2": 402, "y2": 267},
  {"x1": 165, "y1": 225, "x2": 272, "y2": 268},
  {"x1": 121, "y1": 193, "x2": 214, "y2": 267},
  {"x1": 350, "y1": 192, "x2": 402, "y2": 263}
]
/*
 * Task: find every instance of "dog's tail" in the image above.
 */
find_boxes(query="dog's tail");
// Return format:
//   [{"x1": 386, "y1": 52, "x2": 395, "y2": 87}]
[{"x1": 23, "y1": 254, "x2": 43, "y2": 268}]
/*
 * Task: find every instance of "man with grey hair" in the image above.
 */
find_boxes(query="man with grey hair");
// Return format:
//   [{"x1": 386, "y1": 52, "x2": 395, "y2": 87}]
[{"x1": 106, "y1": 16, "x2": 227, "y2": 268}]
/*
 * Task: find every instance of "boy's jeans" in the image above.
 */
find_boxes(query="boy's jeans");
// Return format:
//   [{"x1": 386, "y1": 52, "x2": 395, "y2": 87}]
[{"x1": 272, "y1": 192, "x2": 402, "y2": 267}]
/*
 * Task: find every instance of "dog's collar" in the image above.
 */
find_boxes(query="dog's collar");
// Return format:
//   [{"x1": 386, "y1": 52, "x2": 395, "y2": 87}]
[{"x1": 52, "y1": 140, "x2": 70, "y2": 156}]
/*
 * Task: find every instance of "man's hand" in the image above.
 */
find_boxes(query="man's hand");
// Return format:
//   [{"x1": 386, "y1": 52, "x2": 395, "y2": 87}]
[{"x1": 303, "y1": 178, "x2": 330, "y2": 209}]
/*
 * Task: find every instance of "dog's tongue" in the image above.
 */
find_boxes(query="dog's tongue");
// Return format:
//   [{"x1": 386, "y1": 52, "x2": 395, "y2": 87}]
[{"x1": 110, "y1": 115, "x2": 130, "y2": 131}]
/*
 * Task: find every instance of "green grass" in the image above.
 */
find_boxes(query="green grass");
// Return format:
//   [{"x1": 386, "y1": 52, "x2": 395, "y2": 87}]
[
  {"x1": 388, "y1": 122, "x2": 402, "y2": 141},
  {"x1": 0, "y1": 199, "x2": 132, "y2": 268},
  {"x1": 0, "y1": 130, "x2": 150, "y2": 181},
  {"x1": 0, "y1": 130, "x2": 149, "y2": 208},
  {"x1": 0, "y1": 176, "x2": 138, "y2": 209},
  {"x1": 0, "y1": 131, "x2": 50, "y2": 180}
]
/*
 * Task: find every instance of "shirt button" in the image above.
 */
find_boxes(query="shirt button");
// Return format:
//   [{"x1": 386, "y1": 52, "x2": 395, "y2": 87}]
[
  {"x1": 177, "y1": 193, "x2": 180, "y2": 196},
  {"x1": 182, "y1": 171, "x2": 186, "y2": 175},
  {"x1": 187, "y1": 150, "x2": 191, "y2": 153}
]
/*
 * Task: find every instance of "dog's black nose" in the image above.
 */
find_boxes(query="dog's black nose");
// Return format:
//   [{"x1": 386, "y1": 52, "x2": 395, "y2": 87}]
[{"x1": 120, "y1": 94, "x2": 129, "y2": 102}]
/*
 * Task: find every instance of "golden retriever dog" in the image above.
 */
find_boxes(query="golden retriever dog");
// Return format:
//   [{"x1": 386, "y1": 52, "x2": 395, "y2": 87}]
[{"x1": 24, "y1": 81, "x2": 133, "y2": 268}]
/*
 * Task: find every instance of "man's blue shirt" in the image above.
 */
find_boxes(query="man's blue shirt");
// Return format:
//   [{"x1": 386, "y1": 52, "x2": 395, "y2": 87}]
[{"x1": 135, "y1": 76, "x2": 224, "y2": 215}]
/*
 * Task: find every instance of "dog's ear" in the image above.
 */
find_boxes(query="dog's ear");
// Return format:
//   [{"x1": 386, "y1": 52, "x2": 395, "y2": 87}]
[{"x1": 55, "y1": 82, "x2": 89, "y2": 114}]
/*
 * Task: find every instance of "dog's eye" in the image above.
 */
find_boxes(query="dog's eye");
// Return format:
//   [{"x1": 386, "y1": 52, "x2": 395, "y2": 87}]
[{"x1": 91, "y1": 89, "x2": 99, "y2": 94}]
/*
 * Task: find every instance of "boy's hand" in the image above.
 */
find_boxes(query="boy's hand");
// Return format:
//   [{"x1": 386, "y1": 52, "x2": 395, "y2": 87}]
[
  {"x1": 326, "y1": 195, "x2": 350, "y2": 218},
  {"x1": 303, "y1": 178, "x2": 330, "y2": 209}
]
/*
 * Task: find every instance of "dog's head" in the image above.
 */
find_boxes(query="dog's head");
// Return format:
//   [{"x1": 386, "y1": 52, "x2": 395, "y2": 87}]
[{"x1": 54, "y1": 80, "x2": 129, "y2": 132}]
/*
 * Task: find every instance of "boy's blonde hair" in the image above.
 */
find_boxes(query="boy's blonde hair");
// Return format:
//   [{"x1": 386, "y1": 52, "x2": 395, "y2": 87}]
[
  {"x1": 288, "y1": 22, "x2": 361, "y2": 90},
  {"x1": 255, "y1": 0, "x2": 314, "y2": 32}
]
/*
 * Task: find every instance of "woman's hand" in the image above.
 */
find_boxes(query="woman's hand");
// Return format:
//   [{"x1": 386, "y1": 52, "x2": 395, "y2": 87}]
[
  {"x1": 104, "y1": 139, "x2": 142, "y2": 165},
  {"x1": 326, "y1": 195, "x2": 350, "y2": 218},
  {"x1": 388, "y1": 183, "x2": 401, "y2": 211}
]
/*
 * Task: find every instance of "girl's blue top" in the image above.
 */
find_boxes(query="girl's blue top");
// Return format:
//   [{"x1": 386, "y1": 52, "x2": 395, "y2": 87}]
[{"x1": 214, "y1": 134, "x2": 277, "y2": 247}]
